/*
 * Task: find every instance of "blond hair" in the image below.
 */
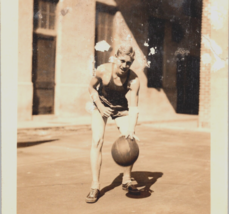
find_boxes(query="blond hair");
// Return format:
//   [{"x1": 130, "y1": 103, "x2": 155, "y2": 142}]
[{"x1": 115, "y1": 44, "x2": 135, "y2": 61}]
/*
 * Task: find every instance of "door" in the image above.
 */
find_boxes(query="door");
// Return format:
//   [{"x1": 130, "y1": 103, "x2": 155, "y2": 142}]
[
  {"x1": 32, "y1": 0, "x2": 57, "y2": 115},
  {"x1": 32, "y1": 34, "x2": 56, "y2": 115}
]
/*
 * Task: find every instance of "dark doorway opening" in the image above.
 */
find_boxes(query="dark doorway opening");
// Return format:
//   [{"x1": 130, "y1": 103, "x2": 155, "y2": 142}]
[
  {"x1": 176, "y1": 55, "x2": 200, "y2": 114},
  {"x1": 147, "y1": 17, "x2": 165, "y2": 88},
  {"x1": 94, "y1": 3, "x2": 117, "y2": 68},
  {"x1": 32, "y1": 34, "x2": 56, "y2": 115},
  {"x1": 32, "y1": 0, "x2": 57, "y2": 115}
]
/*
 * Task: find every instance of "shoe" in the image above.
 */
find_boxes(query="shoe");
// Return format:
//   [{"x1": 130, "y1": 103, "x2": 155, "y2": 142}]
[
  {"x1": 122, "y1": 182, "x2": 140, "y2": 194},
  {"x1": 85, "y1": 189, "x2": 100, "y2": 203}
]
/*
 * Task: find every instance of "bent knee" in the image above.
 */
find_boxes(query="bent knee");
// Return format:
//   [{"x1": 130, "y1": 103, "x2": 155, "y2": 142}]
[{"x1": 92, "y1": 136, "x2": 104, "y2": 149}]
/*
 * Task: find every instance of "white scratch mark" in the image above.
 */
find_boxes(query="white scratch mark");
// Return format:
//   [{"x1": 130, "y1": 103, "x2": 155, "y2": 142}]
[
  {"x1": 212, "y1": 60, "x2": 226, "y2": 72},
  {"x1": 204, "y1": 2, "x2": 227, "y2": 30},
  {"x1": 99, "y1": 64, "x2": 105, "y2": 72},
  {"x1": 37, "y1": 11, "x2": 42, "y2": 19},
  {"x1": 144, "y1": 41, "x2": 149, "y2": 47},
  {"x1": 95, "y1": 40, "x2": 110, "y2": 52},
  {"x1": 202, "y1": 53, "x2": 212, "y2": 65},
  {"x1": 129, "y1": 79, "x2": 137, "y2": 85},
  {"x1": 108, "y1": 56, "x2": 115, "y2": 63},
  {"x1": 85, "y1": 102, "x2": 95, "y2": 114},
  {"x1": 147, "y1": 61, "x2": 151, "y2": 68},
  {"x1": 202, "y1": 35, "x2": 222, "y2": 55},
  {"x1": 148, "y1": 47, "x2": 155, "y2": 55},
  {"x1": 126, "y1": 34, "x2": 132, "y2": 41},
  {"x1": 202, "y1": 34, "x2": 228, "y2": 72},
  {"x1": 174, "y1": 48, "x2": 190, "y2": 57}
]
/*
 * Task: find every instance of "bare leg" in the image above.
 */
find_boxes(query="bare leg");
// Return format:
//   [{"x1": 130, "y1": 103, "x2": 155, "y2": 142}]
[
  {"x1": 115, "y1": 115, "x2": 133, "y2": 184},
  {"x1": 90, "y1": 109, "x2": 107, "y2": 189}
]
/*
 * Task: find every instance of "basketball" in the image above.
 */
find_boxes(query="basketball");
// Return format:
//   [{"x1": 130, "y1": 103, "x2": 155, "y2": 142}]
[{"x1": 111, "y1": 136, "x2": 139, "y2": 167}]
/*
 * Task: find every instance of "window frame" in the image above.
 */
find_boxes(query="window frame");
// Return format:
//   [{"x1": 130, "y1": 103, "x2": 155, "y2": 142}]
[{"x1": 33, "y1": 0, "x2": 58, "y2": 36}]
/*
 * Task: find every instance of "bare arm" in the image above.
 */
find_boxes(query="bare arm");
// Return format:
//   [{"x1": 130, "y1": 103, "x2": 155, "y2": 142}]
[
  {"x1": 129, "y1": 77, "x2": 140, "y2": 107},
  {"x1": 88, "y1": 76, "x2": 103, "y2": 109},
  {"x1": 126, "y1": 75, "x2": 140, "y2": 139},
  {"x1": 88, "y1": 67, "x2": 114, "y2": 117}
]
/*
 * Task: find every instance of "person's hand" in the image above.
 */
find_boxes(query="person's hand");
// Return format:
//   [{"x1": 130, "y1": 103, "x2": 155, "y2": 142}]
[
  {"x1": 124, "y1": 130, "x2": 140, "y2": 141},
  {"x1": 98, "y1": 105, "x2": 114, "y2": 118}
]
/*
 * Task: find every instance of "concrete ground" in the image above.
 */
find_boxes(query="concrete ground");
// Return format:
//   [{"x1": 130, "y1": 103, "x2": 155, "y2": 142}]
[
  {"x1": 18, "y1": 114, "x2": 204, "y2": 132},
  {"x1": 17, "y1": 124, "x2": 210, "y2": 214}
]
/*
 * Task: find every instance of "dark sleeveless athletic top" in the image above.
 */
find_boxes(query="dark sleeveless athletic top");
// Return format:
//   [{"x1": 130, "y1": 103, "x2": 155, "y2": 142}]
[{"x1": 97, "y1": 64, "x2": 130, "y2": 111}]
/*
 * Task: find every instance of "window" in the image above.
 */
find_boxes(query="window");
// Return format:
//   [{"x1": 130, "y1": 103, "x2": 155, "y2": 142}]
[{"x1": 34, "y1": 0, "x2": 57, "y2": 31}]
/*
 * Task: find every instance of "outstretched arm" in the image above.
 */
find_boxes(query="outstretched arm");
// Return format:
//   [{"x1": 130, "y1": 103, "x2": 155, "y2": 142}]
[{"x1": 126, "y1": 75, "x2": 140, "y2": 140}]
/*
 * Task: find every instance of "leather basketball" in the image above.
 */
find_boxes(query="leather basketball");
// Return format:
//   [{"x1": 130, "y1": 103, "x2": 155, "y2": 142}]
[{"x1": 111, "y1": 136, "x2": 139, "y2": 167}]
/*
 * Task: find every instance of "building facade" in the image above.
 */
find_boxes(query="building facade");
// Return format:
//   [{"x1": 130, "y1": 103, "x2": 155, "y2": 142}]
[{"x1": 18, "y1": 0, "x2": 211, "y2": 127}]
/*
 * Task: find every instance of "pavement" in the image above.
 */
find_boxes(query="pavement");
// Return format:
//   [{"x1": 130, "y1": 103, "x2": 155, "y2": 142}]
[
  {"x1": 18, "y1": 114, "x2": 209, "y2": 133},
  {"x1": 17, "y1": 123, "x2": 210, "y2": 214}
]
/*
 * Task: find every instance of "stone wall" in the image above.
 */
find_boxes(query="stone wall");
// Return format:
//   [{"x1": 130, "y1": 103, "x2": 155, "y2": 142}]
[
  {"x1": 199, "y1": 0, "x2": 211, "y2": 128},
  {"x1": 18, "y1": 0, "x2": 34, "y2": 120}
]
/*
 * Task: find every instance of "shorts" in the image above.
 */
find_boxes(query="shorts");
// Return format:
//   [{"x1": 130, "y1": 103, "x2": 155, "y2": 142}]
[{"x1": 92, "y1": 102, "x2": 129, "y2": 120}]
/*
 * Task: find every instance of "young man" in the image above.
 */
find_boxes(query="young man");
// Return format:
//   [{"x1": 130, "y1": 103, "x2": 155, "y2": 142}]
[{"x1": 86, "y1": 44, "x2": 140, "y2": 203}]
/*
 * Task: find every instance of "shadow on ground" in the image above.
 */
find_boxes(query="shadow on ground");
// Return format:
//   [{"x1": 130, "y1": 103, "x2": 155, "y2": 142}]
[
  {"x1": 17, "y1": 139, "x2": 59, "y2": 148},
  {"x1": 99, "y1": 171, "x2": 163, "y2": 200}
]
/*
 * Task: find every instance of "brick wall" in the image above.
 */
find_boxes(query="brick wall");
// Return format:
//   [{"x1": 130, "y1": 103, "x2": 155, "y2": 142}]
[{"x1": 198, "y1": 0, "x2": 211, "y2": 128}]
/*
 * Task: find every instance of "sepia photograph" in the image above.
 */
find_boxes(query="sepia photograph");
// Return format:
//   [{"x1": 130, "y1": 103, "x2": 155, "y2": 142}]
[{"x1": 1, "y1": 0, "x2": 227, "y2": 213}]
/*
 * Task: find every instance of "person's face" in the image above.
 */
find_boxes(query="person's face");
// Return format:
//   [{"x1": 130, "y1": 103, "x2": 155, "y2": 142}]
[{"x1": 116, "y1": 55, "x2": 133, "y2": 76}]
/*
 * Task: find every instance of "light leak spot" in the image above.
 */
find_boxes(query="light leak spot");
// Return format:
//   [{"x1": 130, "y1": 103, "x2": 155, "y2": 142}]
[
  {"x1": 129, "y1": 79, "x2": 137, "y2": 85},
  {"x1": 202, "y1": 34, "x2": 227, "y2": 72},
  {"x1": 85, "y1": 101, "x2": 96, "y2": 113},
  {"x1": 126, "y1": 35, "x2": 132, "y2": 40},
  {"x1": 109, "y1": 56, "x2": 115, "y2": 63},
  {"x1": 202, "y1": 53, "x2": 212, "y2": 65},
  {"x1": 174, "y1": 48, "x2": 190, "y2": 57},
  {"x1": 95, "y1": 40, "x2": 111, "y2": 52}
]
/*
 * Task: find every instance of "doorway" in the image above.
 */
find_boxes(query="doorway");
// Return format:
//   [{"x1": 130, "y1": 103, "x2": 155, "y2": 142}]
[
  {"x1": 32, "y1": 35, "x2": 56, "y2": 115},
  {"x1": 176, "y1": 55, "x2": 200, "y2": 114},
  {"x1": 147, "y1": 17, "x2": 165, "y2": 88},
  {"x1": 32, "y1": 0, "x2": 57, "y2": 115},
  {"x1": 94, "y1": 3, "x2": 117, "y2": 68}
]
